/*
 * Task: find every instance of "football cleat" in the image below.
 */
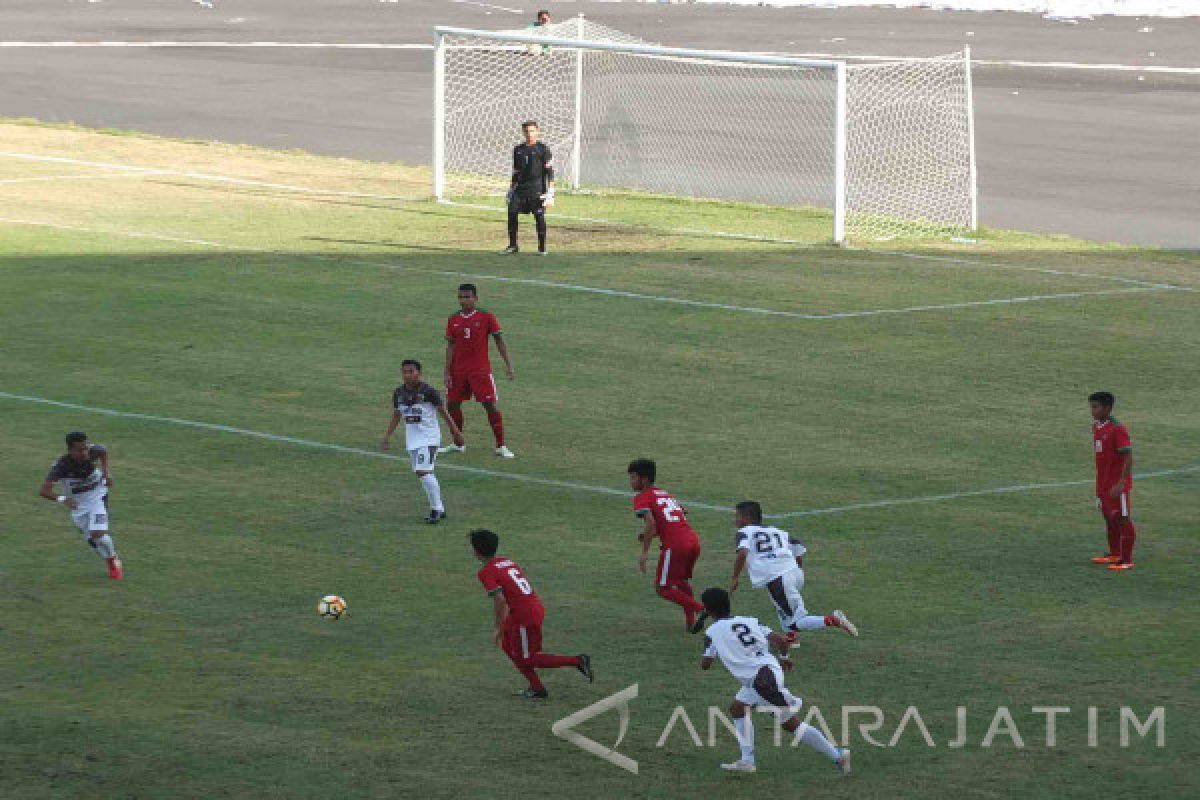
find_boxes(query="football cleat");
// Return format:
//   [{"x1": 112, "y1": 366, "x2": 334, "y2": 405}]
[
  {"x1": 831, "y1": 610, "x2": 859, "y2": 637},
  {"x1": 1108, "y1": 562, "x2": 1135, "y2": 571},
  {"x1": 494, "y1": 445, "x2": 516, "y2": 458},
  {"x1": 689, "y1": 611, "x2": 709, "y2": 635},
  {"x1": 719, "y1": 760, "x2": 757, "y2": 773},
  {"x1": 834, "y1": 748, "x2": 851, "y2": 776},
  {"x1": 425, "y1": 510, "x2": 446, "y2": 525},
  {"x1": 437, "y1": 443, "x2": 465, "y2": 454},
  {"x1": 577, "y1": 654, "x2": 594, "y2": 683},
  {"x1": 515, "y1": 688, "x2": 549, "y2": 700},
  {"x1": 1091, "y1": 554, "x2": 1121, "y2": 564},
  {"x1": 501, "y1": 245, "x2": 519, "y2": 255}
]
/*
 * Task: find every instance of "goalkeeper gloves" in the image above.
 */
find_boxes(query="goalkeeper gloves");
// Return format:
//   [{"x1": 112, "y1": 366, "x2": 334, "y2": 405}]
[{"x1": 541, "y1": 188, "x2": 555, "y2": 207}]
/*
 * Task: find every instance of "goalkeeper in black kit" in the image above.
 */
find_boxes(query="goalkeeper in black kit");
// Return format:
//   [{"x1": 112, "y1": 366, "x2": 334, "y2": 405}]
[{"x1": 505, "y1": 120, "x2": 554, "y2": 255}]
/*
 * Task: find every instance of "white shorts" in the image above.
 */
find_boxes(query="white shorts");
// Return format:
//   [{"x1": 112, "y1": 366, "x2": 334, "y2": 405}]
[
  {"x1": 762, "y1": 567, "x2": 807, "y2": 631},
  {"x1": 71, "y1": 503, "x2": 110, "y2": 535},
  {"x1": 735, "y1": 663, "x2": 802, "y2": 712},
  {"x1": 409, "y1": 445, "x2": 438, "y2": 473}
]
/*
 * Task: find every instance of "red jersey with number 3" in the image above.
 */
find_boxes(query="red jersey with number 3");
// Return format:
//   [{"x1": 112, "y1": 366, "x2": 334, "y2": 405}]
[
  {"x1": 477, "y1": 556, "x2": 543, "y2": 617},
  {"x1": 1093, "y1": 417, "x2": 1133, "y2": 494},
  {"x1": 634, "y1": 487, "x2": 700, "y2": 550},
  {"x1": 446, "y1": 310, "x2": 501, "y2": 374}
]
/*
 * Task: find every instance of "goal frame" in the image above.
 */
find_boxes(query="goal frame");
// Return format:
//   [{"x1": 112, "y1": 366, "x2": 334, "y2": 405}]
[{"x1": 433, "y1": 24, "x2": 974, "y2": 244}]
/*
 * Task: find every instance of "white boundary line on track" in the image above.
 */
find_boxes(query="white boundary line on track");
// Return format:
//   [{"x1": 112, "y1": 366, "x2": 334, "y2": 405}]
[
  {"x1": 0, "y1": 173, "x2": 147, "y2": 185},
  {"x1": 3, "y1": 391, "x2": 1195, "y2": 519},
  {"x1": 0, "y1": 216, "x2": 1182, "y2": 321},
  {"x1": 0, "y1": 41, "x2": 1196, "y2": 75}
]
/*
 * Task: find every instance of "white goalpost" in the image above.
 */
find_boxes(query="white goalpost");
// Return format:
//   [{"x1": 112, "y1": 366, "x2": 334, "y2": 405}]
[{"x1": 433, "y1": 18, "x2": 976, "y2": 244}]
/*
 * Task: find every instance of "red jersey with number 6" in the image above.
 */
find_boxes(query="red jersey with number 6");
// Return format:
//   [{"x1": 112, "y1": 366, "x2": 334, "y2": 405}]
[
  {"x1": 634, "y1": 487, "x2": 700, "y2": 550},
  {"x1": 447, "y1": 310, "x2": 502, "y2": 374},
  {"x1": 477, "y1": 556, "x2": 543, "y2": 617}
]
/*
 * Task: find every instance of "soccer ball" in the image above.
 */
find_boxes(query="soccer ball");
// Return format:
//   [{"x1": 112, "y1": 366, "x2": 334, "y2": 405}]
[{"x1": 317, "y1": 595, "x2": 347, "y2": 620}]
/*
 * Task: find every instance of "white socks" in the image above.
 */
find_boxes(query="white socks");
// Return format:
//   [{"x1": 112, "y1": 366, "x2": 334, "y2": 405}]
[
  {"x1": 91, "y1": 534, "x2": 116, "y2": 559},
  {"x1": 796, "y1": 615, "x2": 829, "y2": 631},
  {"x1": 420, "y1": 473, "x2": 444, "y2": 512},
  {"x1": 796, "y1": 722, "x2": 841, "y2": 760},
  {"x1": 734, "y1": 715, "x2": 754, "y2": 762}
]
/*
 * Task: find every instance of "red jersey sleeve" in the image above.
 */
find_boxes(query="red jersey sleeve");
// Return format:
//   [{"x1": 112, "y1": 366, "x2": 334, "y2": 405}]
[
  {"x1": 1115, "y1": 425, "x2": 1132, "y2": 452},
  {"x1": 477, "y1": 565, "x2": 502, "y2": 595},
  {"x1": 445, "y1": 315, "x2": 456, "y2": 341},
  {"x1": 633, "y1": 490, "x2": 653, "y2": 518},
  {"x1": 487, "y1": 312, "x2": 502, "y2": 336}
]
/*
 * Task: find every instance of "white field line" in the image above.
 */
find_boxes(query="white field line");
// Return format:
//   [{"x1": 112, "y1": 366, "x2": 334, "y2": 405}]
[
  {"x1": 449, "y1": 0, "x2": 524, "y2": 13},
  {"x1": 0, "y1": 173, "x2": 147, "y2": 185},
  {"x1": 771, "y1": 465, "x2": 1200, "y2": 519},
  {"x1": 2, "y1": 151, "x2": 1192, "y2": 292},
  {"x1": 3, "y1": 391, "x2": 1195, "y2": 519},
  {"x1": 0, "y1": 152, "x2": 421, "y2": 201},
  {"x1": 0, "y1": 216, "x2": 231, "y2": 248},
  {"x1": 0, "y1": 41, "x2": 1196, "y2": 76},
  {"x1": 0, "y1": 216, "x2": 1178, "y2": 320}
]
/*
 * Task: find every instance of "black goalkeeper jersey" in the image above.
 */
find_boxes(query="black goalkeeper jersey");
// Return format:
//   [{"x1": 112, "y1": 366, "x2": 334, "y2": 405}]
[{"x1": 512, "y1": 142, "x2": 554, "y2": 193}]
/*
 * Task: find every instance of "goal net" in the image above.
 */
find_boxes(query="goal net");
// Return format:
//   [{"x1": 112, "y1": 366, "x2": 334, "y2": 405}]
[{"x1": 434, "y1": 19, "x2": 975, "y2": 243}]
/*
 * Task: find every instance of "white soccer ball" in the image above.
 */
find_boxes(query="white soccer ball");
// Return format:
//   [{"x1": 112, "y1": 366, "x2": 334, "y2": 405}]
[{"x1": 317, "y1": 595, "x2": 347, "y2": 620}]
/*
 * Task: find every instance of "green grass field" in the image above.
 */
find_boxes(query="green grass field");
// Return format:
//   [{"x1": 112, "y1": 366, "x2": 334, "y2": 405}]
[{"x1": 1, "y1": 121, "x2": 1197, "y2": 799}]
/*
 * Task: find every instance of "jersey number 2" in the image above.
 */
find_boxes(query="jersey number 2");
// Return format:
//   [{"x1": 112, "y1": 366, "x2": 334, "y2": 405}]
[{"x1": 657, "y1": 497, "x2": 684, "y2": 522}]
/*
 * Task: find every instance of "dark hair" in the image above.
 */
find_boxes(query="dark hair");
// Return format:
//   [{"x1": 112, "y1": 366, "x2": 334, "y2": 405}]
[
  {"x1": 401, "y1": 359, "x2": 422, "y2": 372},
  {"x1": 735, "y1": 501, "x2": 763, "y2": 524},
  {"x1": 536, "y1": 10, "x2": 550, "y2": 18},
  {"x1": 458, "y1": 283, "x2": 478, "y2": 296},
  {"x1": 65, "y1": 431, "x2": 88, "y2": 447},
  {"x1": 627, "y1": 458, "x2": 656, "y2": 483},
  {"x1": 701, "y1": 587, "x2": 731, "y2": 618},
  {"x1": 1088, "y1": 391, "x2": 1115, "y2": 408},
  {"x1": 469, "y1": 528, "x2": 499, "y2": 558},
  {"x1": 522, "y1": 120, "x2": 539, "y2": 130}
]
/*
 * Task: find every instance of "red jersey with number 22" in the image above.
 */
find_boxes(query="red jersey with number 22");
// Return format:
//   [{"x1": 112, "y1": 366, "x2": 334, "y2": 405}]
[
  {"x1": 446, "y1": 310, "x2": 501, "y2": 374},
  {"x1": 634, "y1": 487, "x2": 700, "y2": 550},
  {"x1": 477, "y1": 556, "x2": 543, "y2": 618}
]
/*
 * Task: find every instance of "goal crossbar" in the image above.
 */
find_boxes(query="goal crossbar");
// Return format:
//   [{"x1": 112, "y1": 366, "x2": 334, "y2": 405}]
[{"x1": 433, "y1": 26, "x2": 840, "y2": 71}]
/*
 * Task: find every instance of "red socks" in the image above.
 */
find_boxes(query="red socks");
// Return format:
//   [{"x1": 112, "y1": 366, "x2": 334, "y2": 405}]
[
  {"x1": 1118, "y1": 518, "x2": 1138, "y2": 563},
  {"x1": 528, "y1": 654, "x2": 580, "y2": 669},
  {"x1": 487, "y1": 410, "x2": 504, "y2": 446},
  {"x1": 1105, "y1": 517, "x2": 1121, "y2": 556},
  {"x1": 657, "y1": 585, "x2": 706, "y2": 615}
]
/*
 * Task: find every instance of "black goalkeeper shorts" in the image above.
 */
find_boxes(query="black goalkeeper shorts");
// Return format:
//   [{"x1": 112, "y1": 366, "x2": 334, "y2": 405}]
[{"x1": 509, "y1": 190, "x2": 544, "y2": 215}]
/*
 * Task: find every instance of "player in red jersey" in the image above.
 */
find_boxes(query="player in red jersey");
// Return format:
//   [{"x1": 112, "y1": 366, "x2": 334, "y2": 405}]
[
  {"x1": 628, "y1": 458, "x2": 706, "y2": 631},
  {"x1": 471, "y1": 528, "x2": 593, "y2": 699},
  {"x1": 1088, "y1": 391, "x2": 1137, "y2": 570},
  {"x1": 440, "y1": 284, "x2": 517, "y2": 459}
]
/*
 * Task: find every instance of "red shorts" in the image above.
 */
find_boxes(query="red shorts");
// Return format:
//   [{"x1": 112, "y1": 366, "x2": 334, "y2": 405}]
[
  {"x1": 657, "y1": 542, "x2": 700, "y2": 588},
  {"x1": 501, "y1": 605, "x2": 545, "y2": 663},
  {"x1": 1097, "y1": 489, "x2": 1132, "y2": 519},
  {"x1": 447, "y1": 371, "x2": 497, "y2": 404}
]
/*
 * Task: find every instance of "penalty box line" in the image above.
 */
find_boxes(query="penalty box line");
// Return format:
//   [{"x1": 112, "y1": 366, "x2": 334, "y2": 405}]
[
  {"x1": 2, "y1": 391, "x2": 1196, "y2": 521},
  {"x1": 0, "y1": 216, "x2": 1182, "y2": 322},
  {"x1": 0, "y1": 150, "x2": 1189, "y2": 292}
]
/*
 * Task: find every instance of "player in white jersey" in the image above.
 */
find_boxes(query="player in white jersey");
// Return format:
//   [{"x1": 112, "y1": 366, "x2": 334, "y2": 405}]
[
  {"x1": 700, "y1": 587, "x2": 850, "y2": 775},
  {"x1": 381, "y1": 359, "x2": 464, "y2": 524},
  {"x1": 39, "y1": 431, "x2": 123, "y2": 580},
  {"x1": 729, "y1": 501, "x2": 857, "y2": 638}
]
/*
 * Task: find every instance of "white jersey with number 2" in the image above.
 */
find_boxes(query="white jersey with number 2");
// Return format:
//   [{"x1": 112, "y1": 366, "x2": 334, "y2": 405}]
[{"x1": 703, "y1": 616, "x2": 779, "y2": 686}]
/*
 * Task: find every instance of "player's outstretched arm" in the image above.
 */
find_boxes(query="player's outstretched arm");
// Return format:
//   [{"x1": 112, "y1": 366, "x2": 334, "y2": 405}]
[
  {"x1": 39, "y1": 478, "x2": 77, "y2": 509},
  {"x1": 490, "y1": 591, "x2": 509, "y2": 646},
  {"x1": 767, "y1": 631, "x2": 796, "y2": 668},
  {"x1": 97, "y1": 447, "x2": 112, "y2": 488},
  {"x1": 731, "y1": 548, "x2": 748, "y2": 592},
  {"x1": 380, "y1": 410, "x2": 402, "y2": 450},
  {"x1": 493, "y1": 333, "x2": 515, "y2": 380},
  {"x1": 437, "y1": 405, "x2": 465, "y2": 447}
]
